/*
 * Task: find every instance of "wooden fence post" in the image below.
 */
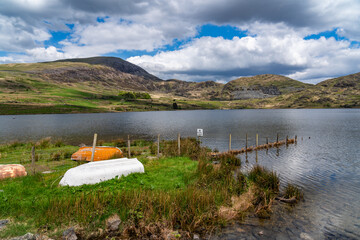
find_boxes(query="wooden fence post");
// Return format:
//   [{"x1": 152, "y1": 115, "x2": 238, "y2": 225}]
[
  {"x1": 91, "y1": 133, "x2": 97, "y2": 162},
  {"x1": 295, "y1": 135, "x2": 297, "y2": 143},
  {"x1": 246, "y1": 133, "x2": 248, "y2": 150},
  {"x1": 229, "y1": 134, "x2": 232, "y2": 152},
  {"x1": 286, "y1": 135, "x2": 289, "y2": 146},
  {"x1": 266, "y1": 137, "x2": 269, "y2": 145},
  {"x1": 177, "y1": 133, "x2": 181, "y2": 156},
  {"x1": 277, "y1": 133, "x2": 279, "y2": 143},
  {"x1": 256, "y1": 134, "x2": 258, "y2": 147},
  {"x1": 127, "y1": 135, "x2": 131, "y2": 158},
  {"x1": 31, "y1": 146, "x2": 35, "y2": 174},
  {"x1": 157, "y1": 134, "x2": 160, "y2": 158}
]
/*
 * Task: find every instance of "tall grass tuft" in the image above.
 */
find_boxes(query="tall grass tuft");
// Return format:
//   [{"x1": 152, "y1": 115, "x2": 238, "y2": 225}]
[
  {"x1": 8, "y1": 141, "x2": 25, "y2": 149},
  {"x1": 54, "y1": 139, "x2": 65, "y2": 147},
  {"x1": 284, "y1": 183, "x2": 303, "y2": 200},
  {"x1": 111, "y1": 138, "x2": 126, "y2": 148},
  {"x1": 160, "y1": 137, "x2": 209, "y2": 161},
  {"x1": 248, "y1": 165, "x2": 279, "y2": 192},
  {"x1": 36, "y1": 137, "x2": 52, "y2": 149},
  {"x1": 215, "y1": 153, "x2": 241, "y2": 168}
]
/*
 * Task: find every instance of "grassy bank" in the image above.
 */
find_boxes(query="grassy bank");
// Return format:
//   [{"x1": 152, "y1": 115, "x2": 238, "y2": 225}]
[{"x1": 0, "y1": 138, "x2": 299, "y2": 239}]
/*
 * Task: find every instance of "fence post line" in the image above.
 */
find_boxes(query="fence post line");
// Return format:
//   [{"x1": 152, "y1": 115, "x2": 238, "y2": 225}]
[
  {"x1": 127, "y1": 135, "x2": 131, "y2": 158},
  {"x1": 246, "y1": 133, "x2": 248, "y2": 150},
  {"x1": 229, "y1": 133, "x2": 232, "y2": 152},
  {"x1": 277, "y1": 133, "x2": 279, "y2": 143},
  {"x1": 266, "y1": 137, "x2": 269, "y2": 145},
  {"x1": 286, "y1": 135, "x2": 289, "y2": 146},
  {"x1": 256, "y1": 133, "x2": 259, "y2": 147},
  {"x1": 157, "y1": 134, "x2": 160, "y2": 158},
  {"x1": 295, "y1": 135, "x2": 297, "y2": 143},
  {"x1": 177, "y1": 133, "x2": 181, "y2": 156},
  {"x1": 91, "y1": 133, "x2": 97, "y2": 162},
  {"x1": 31, "y1": 146, "x2": 35, "y2": 174}
]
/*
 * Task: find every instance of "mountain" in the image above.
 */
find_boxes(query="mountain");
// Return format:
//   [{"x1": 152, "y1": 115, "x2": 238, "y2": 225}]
[
  {"x1": 0, "y1": 56, "x2": 359, "y2": 114},
  {"x1": 53, "y1": 56, "x2": 161, "y2": 82}
]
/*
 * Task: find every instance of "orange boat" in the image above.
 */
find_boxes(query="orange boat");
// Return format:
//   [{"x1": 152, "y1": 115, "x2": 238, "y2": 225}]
[{"x1": 71, "y1": 146, "x2": 123, "y2": 162}]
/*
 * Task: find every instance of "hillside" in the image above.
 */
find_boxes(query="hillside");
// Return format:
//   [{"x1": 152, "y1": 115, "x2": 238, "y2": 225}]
[
  {"x1": 0, "y1": 56, "x2": 359, "y2": 114},
  {"x1": 317, "y1": 72, "x2": 360, "y2": 89},
  {"x1": 157, "y1": 79, "x2": 223, "y2": 99},
  {"x1": 222, "y1": 74, "x2": 311, "y2": 100}
]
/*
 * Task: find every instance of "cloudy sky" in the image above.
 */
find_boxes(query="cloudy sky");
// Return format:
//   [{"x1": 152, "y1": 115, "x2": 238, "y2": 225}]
[{"x1": 0, "y1": 0, "x2": 359, "y2": 83}]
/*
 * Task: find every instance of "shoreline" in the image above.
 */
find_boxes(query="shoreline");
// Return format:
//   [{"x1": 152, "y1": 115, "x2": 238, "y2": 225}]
[{"x1": 0, "y1": 102, "x2": 358, "y2": 116}]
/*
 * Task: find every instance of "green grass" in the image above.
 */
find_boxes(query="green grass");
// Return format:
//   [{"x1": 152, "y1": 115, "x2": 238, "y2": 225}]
[
  {"x1": 0, "y1": 138, "x2": 303, "y2": 239},
  {"x1": 0, "y1": 139, "x2": 225, "y2": 238},
  {"x1": 115, "y1": 157, "x2": 198, "y2": 190}
]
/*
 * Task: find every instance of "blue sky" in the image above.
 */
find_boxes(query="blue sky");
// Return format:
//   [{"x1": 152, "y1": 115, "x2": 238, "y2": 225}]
[{"x1": 1, "y1": 0, "x2": 360, "y2": 83}]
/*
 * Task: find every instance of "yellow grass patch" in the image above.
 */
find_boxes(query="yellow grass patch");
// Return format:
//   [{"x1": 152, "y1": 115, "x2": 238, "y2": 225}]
[{"x1": 218, "y1": 186, "x2": 256, "y2": 221}]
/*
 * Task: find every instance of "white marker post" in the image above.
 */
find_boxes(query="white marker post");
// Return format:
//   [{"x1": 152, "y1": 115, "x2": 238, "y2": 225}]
[{"x1": 197, "y1": 128, "x2": 203, "y2": 144}]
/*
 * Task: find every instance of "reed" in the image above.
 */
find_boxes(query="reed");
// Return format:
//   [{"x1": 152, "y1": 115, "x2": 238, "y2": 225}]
[
  {"x1": 248, "y1": 165, "x2": 279, "y2": 192},
  {"x1": 283, "y1": 183, "x2": 304, "y2": 200}
]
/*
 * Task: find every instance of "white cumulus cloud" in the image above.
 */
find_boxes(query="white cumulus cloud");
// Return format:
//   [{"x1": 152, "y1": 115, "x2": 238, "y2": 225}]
[{"x1": 128, "y1": 26, "x2": 360, "y2": 83}]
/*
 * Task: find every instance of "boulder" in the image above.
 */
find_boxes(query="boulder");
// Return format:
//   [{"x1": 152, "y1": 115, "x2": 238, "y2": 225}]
[
  {"x1": 10, "y1": 233, "x2": 36, "y2": 240},
  {"x1": 63, "y1": 227, "x2": 77, "y2": 240},
  {"x1": 0, "y1": 164, "x2": 27, "y2": 180},
  {"x1": 0, "y1": 219, "x2": 9, "y2": 230},
  {"x1": 106, "y1": 214, "x2": 121, "y2": 232}
]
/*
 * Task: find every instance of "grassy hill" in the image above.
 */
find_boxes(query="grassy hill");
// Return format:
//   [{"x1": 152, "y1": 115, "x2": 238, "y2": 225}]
[
  {"x1": 222, "y1": 74, "x2": 311, "y2": 100},
  {"x1": 0, "y1": 57, "x2": 358, "y2": 114}
]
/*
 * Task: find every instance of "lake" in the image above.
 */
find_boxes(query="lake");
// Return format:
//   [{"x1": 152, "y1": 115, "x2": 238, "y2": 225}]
[{"x1": 1, "y1": 109, "x2": 359, "y2": 239}]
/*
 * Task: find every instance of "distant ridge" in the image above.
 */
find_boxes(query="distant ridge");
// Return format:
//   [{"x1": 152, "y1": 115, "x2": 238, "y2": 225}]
[
  {"x1": 0, "y1": 56, "x2": 359, "y2": 114},
  {"x1": 317, "y1": 72, "x2": 360, "y2": 89},
  {"x1": 221, "y1": 74, "x2": 311, "y2": 100}
]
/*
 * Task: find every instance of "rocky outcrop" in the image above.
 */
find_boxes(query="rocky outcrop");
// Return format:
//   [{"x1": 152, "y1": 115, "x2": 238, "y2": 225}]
[
  {"x1": 227, "y1": 85, "x2": 281, "y2": 100},
  {"x1": 53, "y1": 56, "x2": 161, "y2": 82},
  {"x1": 10, "y1": 233, "x2": 36, "y2": 240}
]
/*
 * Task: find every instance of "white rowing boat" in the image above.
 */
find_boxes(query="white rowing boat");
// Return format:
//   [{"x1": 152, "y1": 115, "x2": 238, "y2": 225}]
[{"x1": 59, "y1": 158, "x2": 144, "y2": 186}]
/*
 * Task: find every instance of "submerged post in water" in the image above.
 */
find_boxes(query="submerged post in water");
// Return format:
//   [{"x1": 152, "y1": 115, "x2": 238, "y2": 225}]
[
  {"x1": 91, "y1": 133, "x2": 97, "y2": 162},
  {"x1": 246, "y1": 133, "x2": 248, "y2": 150},
  {"x1": 286, "y1": 135, "x2": 289, "y2": 146}
]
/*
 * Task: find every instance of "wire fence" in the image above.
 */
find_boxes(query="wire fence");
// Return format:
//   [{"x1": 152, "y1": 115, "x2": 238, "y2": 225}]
[{"x1": 0, "y1": 132, "x2": 298, "y2": 165}]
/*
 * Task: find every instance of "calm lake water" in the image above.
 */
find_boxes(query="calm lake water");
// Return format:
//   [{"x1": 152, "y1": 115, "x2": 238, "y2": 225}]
[{"x1": 1, "y1": 109, "x2": 359, "y2": 239}]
